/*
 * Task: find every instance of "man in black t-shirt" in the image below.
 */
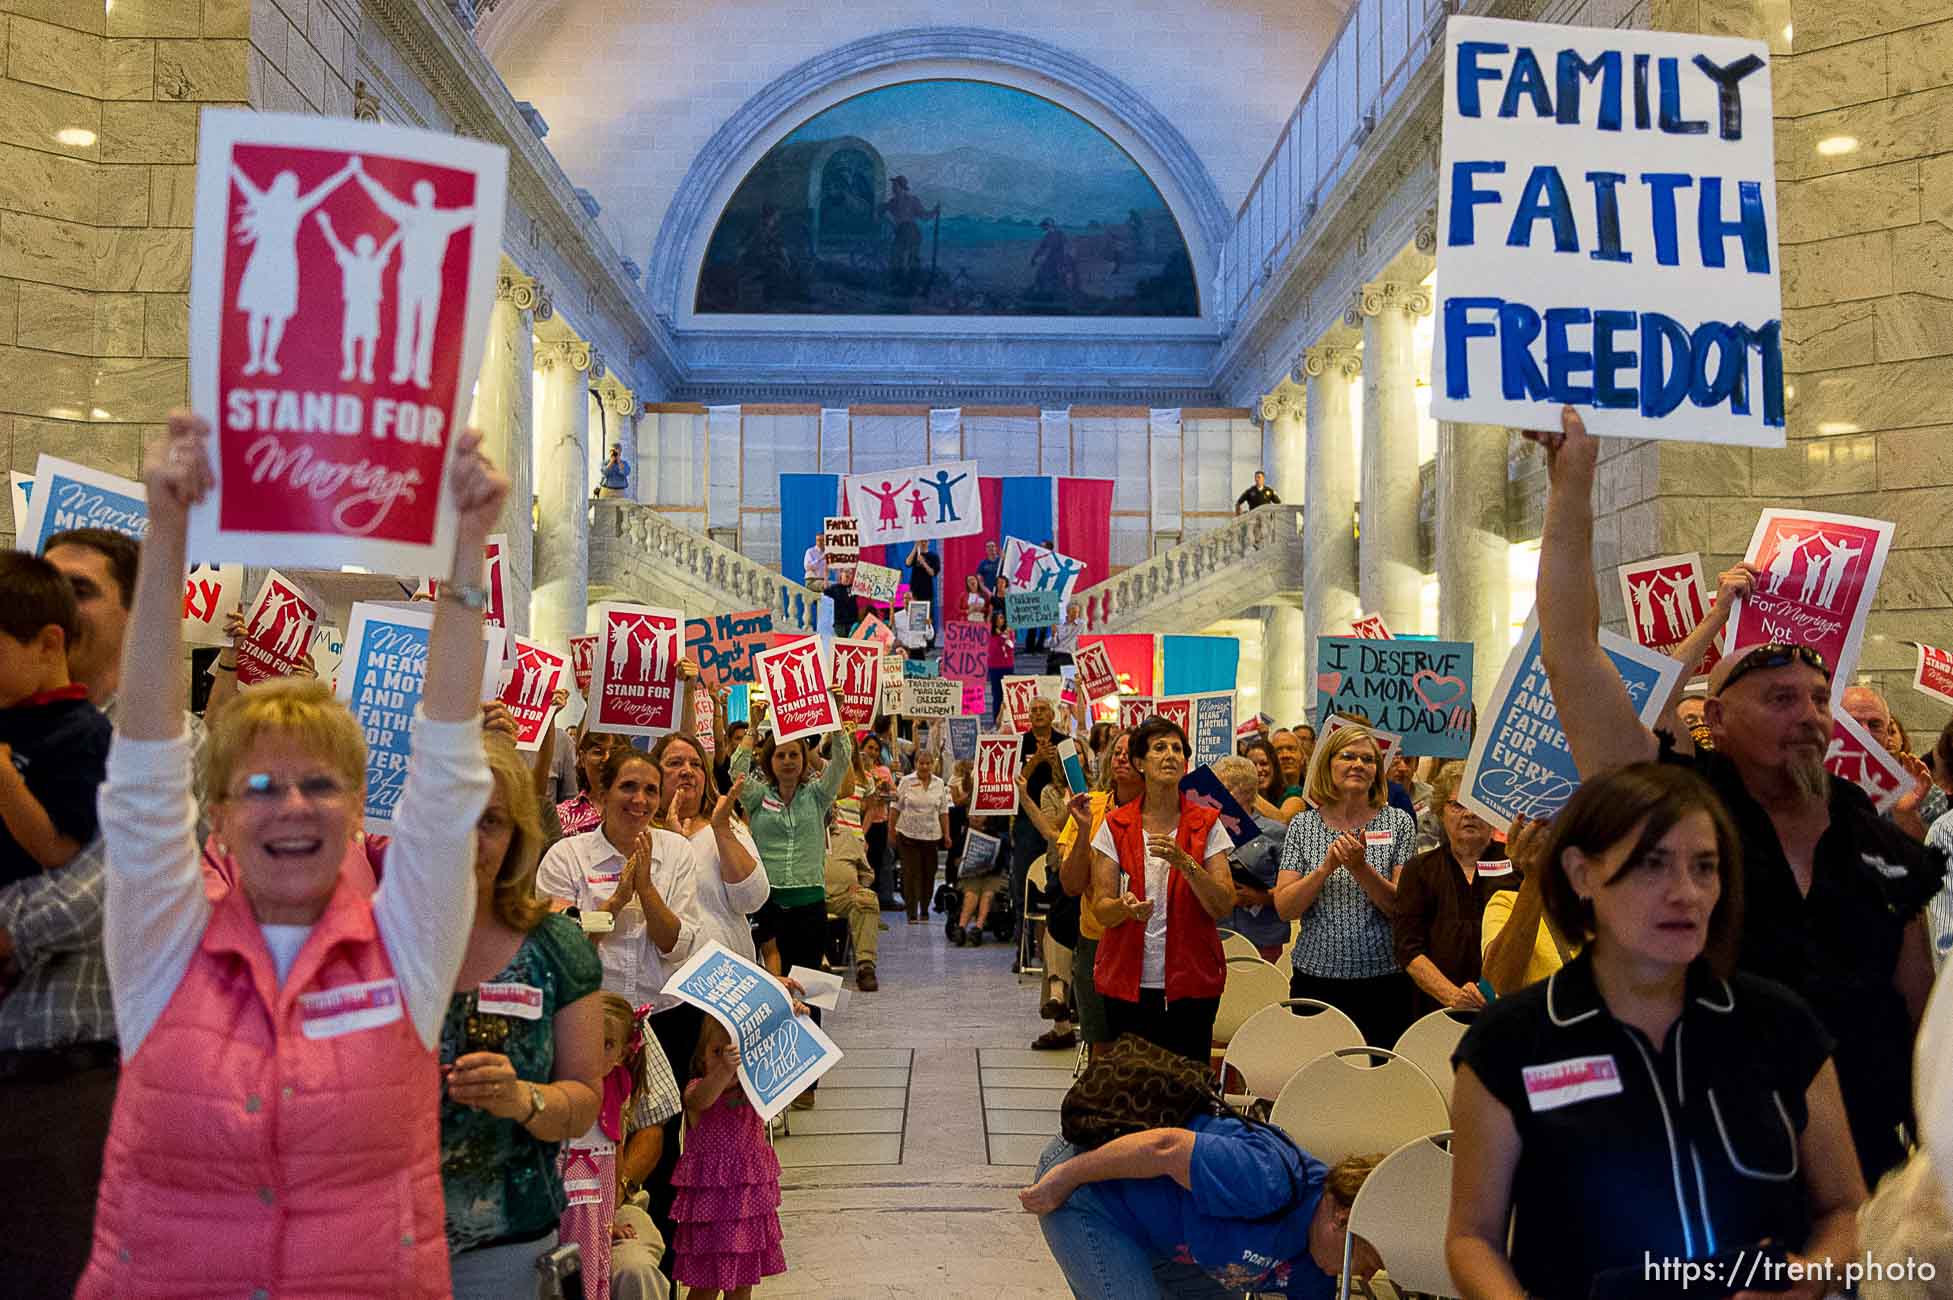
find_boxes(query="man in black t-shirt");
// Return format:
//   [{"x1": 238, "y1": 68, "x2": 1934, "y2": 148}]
[
  {"x1": 1528, "y1": 406, "x2": 1942, "y2": 1183},
  {"x1": 1234, "y1": 470, "x2": 1280, "y2": 514}
]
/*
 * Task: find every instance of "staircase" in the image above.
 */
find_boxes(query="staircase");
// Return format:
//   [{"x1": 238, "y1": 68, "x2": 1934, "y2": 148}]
[
  {"x1": 587, "y1": 500, "x2": 821, "y2": 632},
  {"x1": 1079, "y1": 504, "x2": 1304, "y2": 634}
]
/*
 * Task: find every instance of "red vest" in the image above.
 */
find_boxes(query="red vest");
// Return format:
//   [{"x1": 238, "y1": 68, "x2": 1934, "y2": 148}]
[
  {"x1": 1093, "y1": 797, "x2": 1226, "y2": 1002},
  {"x1": 79, "y1": 857, "x2": 452, "y2": 1298}
]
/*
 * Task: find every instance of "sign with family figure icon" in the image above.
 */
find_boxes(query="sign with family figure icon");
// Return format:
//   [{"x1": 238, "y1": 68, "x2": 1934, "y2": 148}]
[
  {"x1": 187, "y1": 110, "x2": 508, "y2": 574},
  {"x1": 1617, "y1": 552, "x2": 1719, "y2": 678},
  {"x1": 839, "y1": 459, "x2": 981, "y2": 544},
  {"x1": 1726, "y1": 509, "x2": 1893, "y2": 687}
]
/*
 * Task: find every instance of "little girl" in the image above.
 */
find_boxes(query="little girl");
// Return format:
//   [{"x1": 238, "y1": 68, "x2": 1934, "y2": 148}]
[
  {"x1": 963, "y1": 573, "x2": 986, "y2": 623},
  {"x1": 557, "y1": 993, "x2": 646, "y2": 1300},
  {"x1": 671, "y1": 1017, "x2": 785, "y2": 1300}
]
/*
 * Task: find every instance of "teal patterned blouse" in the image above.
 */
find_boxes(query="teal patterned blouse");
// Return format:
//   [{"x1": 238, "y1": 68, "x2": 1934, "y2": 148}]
[{"x1": 439, "y1": 913, "x2": 603, "y2": 1253}]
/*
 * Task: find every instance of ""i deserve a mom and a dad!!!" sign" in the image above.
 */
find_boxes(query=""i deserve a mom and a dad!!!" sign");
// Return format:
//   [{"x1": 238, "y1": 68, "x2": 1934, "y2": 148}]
[{"x1": 1431, "y1": 17, "x2": 1781, "y2": 447}]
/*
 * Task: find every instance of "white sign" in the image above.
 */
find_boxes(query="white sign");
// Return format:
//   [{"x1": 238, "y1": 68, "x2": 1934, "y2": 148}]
[
  {"x1": 1001, "y1": 536, "x2": 1088, "y2": 603},
  {"x1": 1430, "y1": 17, "x2": 1783, "y2": 446},
  {"x1": 182, "y1": 563, "x2": 245, "y2": 647},
  {"x1": 851, "y1": 560, "x2": 901, "y2": 603},
  {"x1": 901, "y1": 676, "x2": 959, "y2": 718},
  {"x1": 841, "y1": 459, "x2": 982, "y2": 543}
]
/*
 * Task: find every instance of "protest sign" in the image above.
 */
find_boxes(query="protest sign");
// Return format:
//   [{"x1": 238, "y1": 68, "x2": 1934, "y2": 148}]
[
  {"x1": 1073, "y1": 641, "x2": 1121, "y2": 702},
  {"x1": 852, "y1": 611, "x2": 896, "y2": 655},
  {"x1": 311, "y1": 622, "x2": 345, "y2": 687},
  {"x1": 851, "y1": 560, "x2": 900, "y2": 603},
  {"x1": 973, "y1": 735, "x2": 1021, "y2": 815},
  {"x1": 1915, "y1": 643, "x2": 1953, "y2": 709},
  {"x1": 962, "y1": 829, "x2": 1002, "y2": 873},
  {"x1": 1001, "y1": 675, "x2": 1061, "y2": 732},
  {"x1": 1727, "y1": 509, "x2": 1892, "y2": 687},
  {"x1": 692, "y1": 690, "x2": 716, "y2": 748},
  {"x1": 482, "y1": 533, "x2": 509, "y2": 628},
  {"x1": 17, "y1": 455, "x2": 149, "y2": 554},
  {"x1": 1321, "y1": 712, "x2": 1405, "y2": 767},
  {"x1": 1180, "y1": 765, "x2": 1261, "y2": 850},
  {"x1": 1117, "y1": 695, "x2": 1156, "y2": 731},
  {"x1": 338, "y1": 600, "x2": 504, "y2": 831},
  {"x1": 823, "y1": 516, "x2": 859, "y2": 584},
  {"x1": 879, "y1": 652, "x2": 903, "y2": 717},
  {"x1": 568, "y1": 633, "x2": 597, "y2": 695},
  {"x1": 1350, "y1": 613, "x2": 1393, "y2": 640},
  {"x1": 1461, "y1": 612, "x2": 1684, "y2": 826},
  {"x1": 496, "y1": 635, "x2": 567, "y2": 751},
  {"x1": 1005, "y1": 589, "x2": 1063, "y2": 629},
  {"x1": 182, "y1": 563, "x2": 245, "y2": 648},
  {"x1": 902, "y1": 657, "x2": 939, "y2": 678},
  {"x1": 1154, "y1": 695, "x2": 1194, "y2": 737},
  {"x1": 753, "y1": 636, "x2": 840, "y2": 741},
  {"x1": 1002, "y1": 536, "x2": 1089, "y2": 602},
  {"x1": 829, "y1": 638, "x2": 883, "y2": 727},
  {"x1": 1314, "y1": 636, "x2": 1477, "y2": 758},
  {"x1": 946, "y1": 716, "x2": 979, "y2": 762},
  {"x1": 907, "y1": 600, "x2": 933, "y2": 641},
  {"x1": 1190, "y1": 691, "x2": 1237, "y2": 767},
  {"x1": 841, "y1": 459, "x2": 981, "y2": 544},
  {"x1": 1826, "y1": 708, "x2": 1916, "y2": 815},
  {"x1": 6, "y1": 471, "x2": 29, "y2": 531},
  {"x1": 725, "y1": 683, "x2": 750, "y2": 725},
  {"x1": 941, "y1": 620, "x2": 988, "y2": 681},
  {"x1": 236, "y1": 569, "x2": 321, "y2": 685},
  {"x1": 1618, "y1": 553, "x2": 1719, "y2": 676},
  {"x1": 666, "y1": 942, "x2": 842, "y2": 1123},
  {"x1": 1430, "y1": 18, "x2": 1783, "y2": 446},
  {"x1": 684, "y1": 608, "x2": 773, "y2": 688},
  {"x1": 902, "y1": 676, "x2": 958, "y2": 718},
  {"x1": 186, "y1": 110, "x2": 508, "y2": 570},
  {"x1": 590, "y1": 602, "x2": 684, "y2": 737}
]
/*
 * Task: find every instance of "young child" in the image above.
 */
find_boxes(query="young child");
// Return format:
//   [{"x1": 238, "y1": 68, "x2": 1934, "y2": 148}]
[
  {"x1": 671, "y1": 1017, "x2": 785, "y2": 1300},
  {"x1": 0, "y1": 553, "x2": 111, "y2": 887},
  {"x1": 962, "y1": 573, "x2": 986, "y2": 624}
]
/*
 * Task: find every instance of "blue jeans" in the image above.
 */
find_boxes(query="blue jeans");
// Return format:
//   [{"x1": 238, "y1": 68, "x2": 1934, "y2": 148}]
[{"x1": 1033, "y1": 1139, "x2": 1242, "y2": 1300}]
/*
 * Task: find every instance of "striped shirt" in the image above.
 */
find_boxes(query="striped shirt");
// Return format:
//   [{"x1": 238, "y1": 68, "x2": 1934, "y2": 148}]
[{"x1": 0, "y1": 835, "x2": 113, "y2": 1051}]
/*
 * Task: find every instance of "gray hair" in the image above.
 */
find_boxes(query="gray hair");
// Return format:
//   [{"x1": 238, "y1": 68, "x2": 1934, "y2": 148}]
[{"x1": 1211, "y1": 755, "x2": 1259, "y2": 805}]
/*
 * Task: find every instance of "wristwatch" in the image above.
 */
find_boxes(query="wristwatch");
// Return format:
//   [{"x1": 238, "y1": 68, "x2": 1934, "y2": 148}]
[
  {"x1": 440, "y1": 582, "x2": 490, "y2": 611},
  {"x1": 523, "y1": 1083, "x2": 547, "y2": 1125}
]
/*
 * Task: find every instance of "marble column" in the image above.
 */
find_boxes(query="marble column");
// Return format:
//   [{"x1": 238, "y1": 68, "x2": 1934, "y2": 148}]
[
  {"x1": 1302, "y1": 343, "x2": 1362, "y2": 720},
  {"x1": 531, "y1": 336, "x2": 594, "y2": 649},
  {"x1": 1354, "y1": 281, "x2": 1431, "y2": 635},
  {"x1": 1437, "y1": 421, "x2": 1511, "y2": 712},
  {"x1": 468, "y1": 270, "x2": 545, "y2": 635},
  {"x1": 1258, "y1": 379, "x2": 1306, "y2": 506},
  {"x1": 1261, "y1": 604, "x2": 1308, "y2": 726},
  {"x1": 631, "y1": 401, "x2": 656, "y2": 505}
]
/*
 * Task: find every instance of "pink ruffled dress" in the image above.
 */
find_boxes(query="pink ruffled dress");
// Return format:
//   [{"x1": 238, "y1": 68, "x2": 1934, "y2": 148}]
[{"x1": 671, "y1": 1084, "x2": 785, "y2": 1289}]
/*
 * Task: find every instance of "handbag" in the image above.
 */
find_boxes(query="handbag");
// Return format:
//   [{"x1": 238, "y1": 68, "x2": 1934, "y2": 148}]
[{"x1": 1060, "y1": 1033, "x2": 1232, "y2": 1149}]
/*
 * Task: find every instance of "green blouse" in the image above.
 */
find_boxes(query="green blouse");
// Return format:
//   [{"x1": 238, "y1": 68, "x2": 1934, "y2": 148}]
[{"x1": 732, "y1": 730, "x2": 854, "y2": 906}]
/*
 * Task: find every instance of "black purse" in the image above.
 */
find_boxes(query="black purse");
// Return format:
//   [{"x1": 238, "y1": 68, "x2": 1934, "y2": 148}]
[{"x1": 1060, "y1": 1033, "x2": 1232, "y2": 1149}]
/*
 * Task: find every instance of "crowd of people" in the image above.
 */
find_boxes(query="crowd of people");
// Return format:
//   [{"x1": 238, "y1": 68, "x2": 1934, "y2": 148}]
[{"x1": 6, "y1": 401, "x2": 1953, "y2": 1300}]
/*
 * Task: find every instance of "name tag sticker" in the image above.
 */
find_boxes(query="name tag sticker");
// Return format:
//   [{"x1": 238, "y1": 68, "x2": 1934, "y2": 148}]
[
  {"x1": 762, "y1": 795, "x2": 786, "y2": 813},
  {"x1": 477, "y1": 980, "x2": 544, "y2": 1021},
  {"x1": 1476, "y1": 861, "x2": 1515, "y2": 878},
  {"x1": 1363, "y1": 830, "x2": 1393, "y2": 848},
  {"x1": 298, "y1": 977, "x2": 404, "y2": 1040},
  {"x1": 1523, "y1": 1054, "x2": 1623, "y2": 1113},
  {"x1": 585, "y1": 870, "x2": 622, "y2": 890}
]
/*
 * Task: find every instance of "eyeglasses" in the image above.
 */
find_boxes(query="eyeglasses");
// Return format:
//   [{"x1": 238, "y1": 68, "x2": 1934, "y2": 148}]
[
  {"x1": 233, "y1": 773, "x2": 351, "y2": 805},
  {"x1": 1713, "y1": 643, "x2": 1830, "y2": 697}
]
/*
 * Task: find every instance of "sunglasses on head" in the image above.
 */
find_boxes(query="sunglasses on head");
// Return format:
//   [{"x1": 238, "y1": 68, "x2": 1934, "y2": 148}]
[{"x1": 1713, "y1": 643, "x2": 1830, "y2": 697}]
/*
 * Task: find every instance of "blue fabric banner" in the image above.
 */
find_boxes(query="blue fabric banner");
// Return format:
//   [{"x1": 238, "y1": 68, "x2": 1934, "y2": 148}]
[
  {"x1": 779, "y1": 474, "x2": 839, "y2": 582},
  {"x1": 1160, "y1": 635, "x2": 1238, "y2": 696}
]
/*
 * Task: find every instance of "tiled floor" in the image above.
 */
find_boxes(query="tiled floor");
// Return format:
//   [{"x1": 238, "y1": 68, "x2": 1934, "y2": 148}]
[{"x1": 765, "y1": 912, "x2": 1073, "y2": 1298}]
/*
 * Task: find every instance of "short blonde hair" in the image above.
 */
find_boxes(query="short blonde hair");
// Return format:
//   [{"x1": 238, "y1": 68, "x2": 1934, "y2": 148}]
[
  {"x1": 1324, "y1": 1152, "x2": 1385, "y2": 1207},
  {"x1": 482, "y1": 737, "x2": 550, "y2": 932},
  {"x1": 1211, "y1": 754, "x2": 1259, "y2": 808},
  {"x1": 207, "y1": 677, "x2": 366, "y2": 803},
  {"x1": 1303, "y1": 722, "x2": 1386, "y2": 811}
]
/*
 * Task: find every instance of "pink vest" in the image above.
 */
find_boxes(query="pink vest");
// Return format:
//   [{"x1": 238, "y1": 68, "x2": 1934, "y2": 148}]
[{"x1": 78, "y1": 859, "x2": 452, "y2": 1299}]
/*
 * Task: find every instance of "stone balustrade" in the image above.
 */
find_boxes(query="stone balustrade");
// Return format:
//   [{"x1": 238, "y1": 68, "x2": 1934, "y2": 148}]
[
  {"x1": 589, "y1": 501, "x2": 821, "y2": 632},
  {"x1": 1080, "y1": 504, "x2": 1304, "y2": 633}
]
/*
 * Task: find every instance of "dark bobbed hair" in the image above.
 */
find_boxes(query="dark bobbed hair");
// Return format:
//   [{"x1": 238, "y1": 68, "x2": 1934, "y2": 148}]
[
  {"x1": 45, "y1": 527, "x2": 139, "y2": 608},
  {"x1": 1127, "y1": 716, "x2": 1189, "y2": 775},
  {"x1": 1537, "y1": 763, "x2": 1744, "y2": 978}
]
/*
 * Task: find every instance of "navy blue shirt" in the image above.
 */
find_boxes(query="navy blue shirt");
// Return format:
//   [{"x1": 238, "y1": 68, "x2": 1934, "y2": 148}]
[
  {"x1": 0, "y1": 687, "x2": 110, "y2": 886},
  {"x1": 977, "y1": 556, "x2": 1000, "y2": 594},
  {"x1": 1088, "y1": 1113, "x2": 1334, "y2": 1298}
]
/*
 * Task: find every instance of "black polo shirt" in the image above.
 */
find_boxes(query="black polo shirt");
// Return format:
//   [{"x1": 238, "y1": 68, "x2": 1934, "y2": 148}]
[
  {"x1": 1236, "y1": 484, "x2": 1280, "y2": 511},
  {"x1": 1663, "y1": 740, "x2": 1945, "y2": 1180},
  {"x1": 1455, "y1": 954, "x2": 1832, "y2": 1300}
]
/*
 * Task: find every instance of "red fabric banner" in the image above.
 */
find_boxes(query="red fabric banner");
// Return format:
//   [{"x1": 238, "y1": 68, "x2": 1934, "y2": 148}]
[{"x1": 1056, "y1": 478, "x2": 1114, "y2": 609}]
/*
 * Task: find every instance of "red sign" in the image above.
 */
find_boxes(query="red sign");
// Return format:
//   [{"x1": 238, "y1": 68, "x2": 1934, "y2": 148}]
[
  {"x1": 1350, "y1": 613, "x2": 1393, "y2": 640},
  {"x1": 1916, "y1": 643, "x2": 1953, "y2": 709},
  {"x1": 1825, "y1": 708, "x2": 1915, "y2": 814},
  {"x1": 1729, "y1": 510, "x2": 1894, "y2": 686},
  {"x1": 753, "y1": 636, "x2": 840, "y2": 742},
  {"x1": 973, "y1": 734, "x2": 1020, "y2": 815},
  {"x1": 236, "y1": 569, "x2": 320, "y2": 685},
  {"x1": 187, "y1": 111, "x2": 507, "y2": 572},
  {"x1": 693, "y1": 691, "x2": 716, "y2": 750},
  {"x1": 831, "y1": 638, "x2": 883, "y2": 727},
  {"x1": 1617, "y1": 552, "x2": 1719, "y2": 678},
  {"x1": 569, "y1": 634, "x2": 597, "y2": 696},
  {"x1": 497, "y1": 635, "x2": 566, "y2": 751},
  {"x1": 590, "y1": 602, "x2": 683, "y2": 736},
  {"x1": 1001, "y1": 676, "x2": 1044, "y2": 733},
  {"x1": 483, "y1": 533, "x2": 509, "y2": 629},
  {"x1": 1117, "y1": 696, "x2": 1155, "y2": 731},
  {"x1": 1073, "y1": 641, "x2": 1120, "y2": 702}
]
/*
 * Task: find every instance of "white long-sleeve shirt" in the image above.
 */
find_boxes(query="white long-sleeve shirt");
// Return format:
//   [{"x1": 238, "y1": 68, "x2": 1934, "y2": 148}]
[
  {"x1": 102, "y1": 715, "x2": 489, "y2": 1053},
  {"x1": 683, "y1": 822, "x2": 769, "y2": 960},
  {"x1": 536, "y1": 825, "x2": 703, "y2": 1005}
]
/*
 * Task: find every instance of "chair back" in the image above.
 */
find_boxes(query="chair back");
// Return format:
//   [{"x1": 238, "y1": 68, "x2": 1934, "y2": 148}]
[
  {"x1": 1337, "y1": 1132, "x2": 1460, "y2": 1300},
  {"x1": 1211, "y1": 956, "x2": 1290, "y2": 1046},
  {"x1": 1268, "y1": 1046, "x2": 1449, "y2": 1167},
  {"x1": 1025, "y1": 852, "x2": 1049, "y2": 894},
  {"x1": 1220, "y1": 930, "x2": 1262, "y2": 963},
  {"x1": 1221, "y1": 998, "x2": 1363, "y2": 1100},
  {"x1": 1392, "y1": 1008, "x2": 1476, "y2": 1102}
]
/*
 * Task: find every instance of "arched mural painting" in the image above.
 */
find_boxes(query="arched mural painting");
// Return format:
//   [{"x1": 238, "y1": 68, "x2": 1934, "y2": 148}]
[{"x1": 695, "y1": 79, "x2": 1198, "y2": 317}]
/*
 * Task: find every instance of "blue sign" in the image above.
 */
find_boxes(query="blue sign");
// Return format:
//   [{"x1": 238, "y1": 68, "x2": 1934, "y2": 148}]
[
  {"x1": 339, "y1": 603, "x2": 432, "y2": 831},
  {"x1": 1179, "y1": 765, "x2": 1261, "y2": 850},
  {"x1": 22, "y1": 457, "x2": 148, "y2": 555},
  {"x1": 1315, "y1": 636, "x2": 1477, "y2": 759},
  {"x1": 667, "y1": 942, "x2": 842, "y2": 1122},
  {"x1": 1005, "y1": 589, "x2": 1063, "y2": 629},
  {"x1": 1461, "y1": 617, "x2": 1681, "y2": 826},
  {"x1": 1190, "y1": 691, "x2": 1236, "y2": 767},
  {"x1": 725, "y1": 683, "x2": 750, "y2": 725},
  {"x1": 902, "y1": 657, "x2": 939, "y2": 678},
  {"x1": 946, "y1": 716, "x2": 979, "y2": 762}
]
